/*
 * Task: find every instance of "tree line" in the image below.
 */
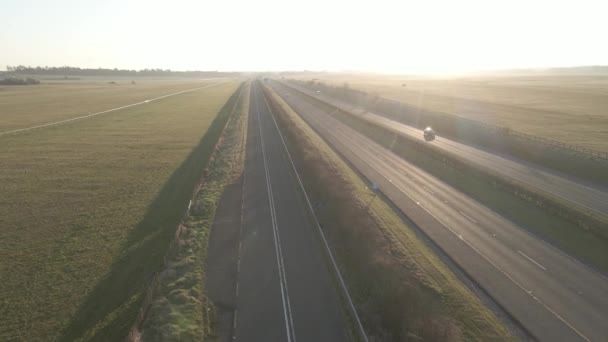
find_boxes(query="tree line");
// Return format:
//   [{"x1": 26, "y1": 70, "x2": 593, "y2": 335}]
[{"x1": 5, "y1": 65, "x2": 241, "y2": 77}]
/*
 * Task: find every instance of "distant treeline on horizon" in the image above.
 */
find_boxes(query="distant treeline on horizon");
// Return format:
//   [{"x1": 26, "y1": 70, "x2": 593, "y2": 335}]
[
  {"x1": 4, "y1": 65, "x2": 242, "y2": 77},
  {"x1": 480, "y1": 65, "x2": 608, "y2": 76}
]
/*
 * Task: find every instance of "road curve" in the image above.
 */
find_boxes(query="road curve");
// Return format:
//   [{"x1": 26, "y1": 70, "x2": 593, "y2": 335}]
[
  {"x1": 285, "y1": 82, "x2": 608, "y2": 219},
  {"x1": 233, "y1": 82, "x2": 350, "y2": 341},
  {"x1": 271, "y1": 81, "x2": 608, "y2": 342}
]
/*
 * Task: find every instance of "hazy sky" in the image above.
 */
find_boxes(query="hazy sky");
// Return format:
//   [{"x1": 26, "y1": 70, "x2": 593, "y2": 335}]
[{"x1": 1, "y1": 0, "x2": 607, "y2": 74}]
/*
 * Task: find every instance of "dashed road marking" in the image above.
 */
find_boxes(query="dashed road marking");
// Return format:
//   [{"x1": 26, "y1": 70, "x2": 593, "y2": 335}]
[
  {"x1": 518, "y1": 250, "x2": 547, "y2": 271},
  {"x1": 459, "y1": 210, "x2": 477, "y2": 224}
]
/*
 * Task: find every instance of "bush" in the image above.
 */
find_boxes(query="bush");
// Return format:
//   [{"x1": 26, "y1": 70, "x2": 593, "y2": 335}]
[{"x1": 0, "y1": 76, "x2": 40, "y2": 85}]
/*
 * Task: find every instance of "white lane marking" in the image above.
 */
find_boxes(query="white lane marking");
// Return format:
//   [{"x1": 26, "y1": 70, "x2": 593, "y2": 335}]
[
  {"x1": 255, "y1": 85, "x2": 296, "y2": 342},
  {"x1": 459, "y1": 210, "x2": 478, "y2": 224},
  {"x1": 518, "y1": 250, "x2": 547, "y2": 271},
  {"x1": 0, "y1": 81, "x2": 226, "y2": 137},
  {"x1": 422, "y1": 185, "x2": 434, "y2": 194},
  {"x1": 391, "y1": 177, "x2": 589, "y2": 341},
  {"x1": 261, "y1": 86, "x2": 369, "y2": 342},
  {"x1": 298, "y1": 106, "x2": 592, "y2": 342},
  {"x1": 300, "y1": 82, "x2": 608, "y2": 220},
  {"x1": 232, "y1": 310, "x2": 238, "y2": 339}
]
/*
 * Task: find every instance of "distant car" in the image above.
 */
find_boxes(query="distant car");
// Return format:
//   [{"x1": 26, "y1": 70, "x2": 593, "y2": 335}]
[
  {"x1": 316, "y1": 90, "x2": 321, "y2": 94},
  {"x1": 423, "y1": 127, "x2": 436, "y2": 141}
]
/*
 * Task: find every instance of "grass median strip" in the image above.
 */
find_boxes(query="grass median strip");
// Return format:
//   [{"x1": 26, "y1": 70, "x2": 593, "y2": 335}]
[
  {"x1": 263, "y1": 85, "x2": 514, "y2": 341},
  {"x1": 331, "y1": 107, "x2": 608, "y2": 274},
  {"x1": 288, "y1": 74, "x2": 608, "y2": 154},
  {"x1": 283, "y1": 82, "x2": 608, "y2": 274},
  {"x1": 0, "y1": 81, "x2": 241, "y2": 341},
  {"x1": 290, "y1": 79, "x2": 608, "y2": 185}
]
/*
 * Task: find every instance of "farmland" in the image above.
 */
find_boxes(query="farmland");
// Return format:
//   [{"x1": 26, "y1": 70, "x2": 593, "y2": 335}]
[
  {"x1": 0, "y1": 78, "x2": 221, "y2": 132},
  {"x1": 0, "y1": 79, "x2": 241, "y2": 341},
  {"x1": 288, "y1": 73, "x2": 608, "y2": 152}
]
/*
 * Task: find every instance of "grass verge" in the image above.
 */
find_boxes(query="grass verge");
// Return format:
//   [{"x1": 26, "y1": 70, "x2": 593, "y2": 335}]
[
  {"x1": 263, "y1": 85, "x2": 514, "y2": 341},
  {"x1": 281, "y1": 82, "x2": 608, "y2": 274},
  {"x1": 136, "y1": 82, "x2": 249, "y2": 341},
  {"x1": 290, "y1": 79, "x2": 608, "y2": 185},
  {"x1": 0, "y1": 81, "x2": 241, "y2": 341}
]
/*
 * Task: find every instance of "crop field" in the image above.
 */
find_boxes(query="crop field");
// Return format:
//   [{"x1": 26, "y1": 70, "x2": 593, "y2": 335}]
[
  {"x1": 0, "y1": 79, "x2": 241, "y2": 341},
  {"x1": 0, "y1": 78, "x2": 224, "y2": 132},
  {"x1": 289, "y1": 73, "x2": 608, "y2": 152}
]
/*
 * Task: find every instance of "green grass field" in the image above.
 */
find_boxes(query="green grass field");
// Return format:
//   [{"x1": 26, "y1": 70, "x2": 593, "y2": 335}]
[
  {"x1": 0, "y1": 78, "x2": 223, "y2": 132},
  {"x1": 0, "y1": 79, "x2": 241, "y2": 341},
  {"x1": 288, "y1": 73, "x2": 608, "y2": 152},
  {"x1": 141, "y1": 82, "x2": 249, "y2": 341}
]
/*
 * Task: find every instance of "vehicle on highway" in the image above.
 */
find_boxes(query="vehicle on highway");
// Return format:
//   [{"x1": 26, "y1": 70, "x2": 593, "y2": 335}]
[{"x1": 423, "y1": 127, "x2": 436, "y2": 141}]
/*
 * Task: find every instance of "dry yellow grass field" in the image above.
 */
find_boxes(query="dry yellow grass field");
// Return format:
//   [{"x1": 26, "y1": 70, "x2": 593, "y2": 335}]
[{"x1": 289, "y1": 73, "x2": 608, "y2": 152}]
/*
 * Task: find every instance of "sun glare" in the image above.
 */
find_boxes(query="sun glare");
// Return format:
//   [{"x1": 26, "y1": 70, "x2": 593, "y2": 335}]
[{"x1": 1, "y1": 0, "x2": 607, "y2": 73}]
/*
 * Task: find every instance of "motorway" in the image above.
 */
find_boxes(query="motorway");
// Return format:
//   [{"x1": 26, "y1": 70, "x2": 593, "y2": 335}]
[
  {"x1": 271, "y1": 81, "x2": 608, "y2": 342},
  {"x1": 233, "y1": 83, "x2": 351, "y2": 341},
  {"x1": 285, "y1": 82, "x2": 608, "y2": 218}
]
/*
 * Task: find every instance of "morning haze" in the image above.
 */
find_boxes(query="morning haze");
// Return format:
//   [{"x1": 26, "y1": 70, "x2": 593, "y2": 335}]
[{"x1": 1, "y1": 1, "x2": 608, "y2": 341}]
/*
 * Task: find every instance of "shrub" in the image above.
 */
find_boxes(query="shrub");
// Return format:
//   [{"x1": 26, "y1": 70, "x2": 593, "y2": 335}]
[{"x1": 0, "y1": 76, "x2": 40, "y2": 85}]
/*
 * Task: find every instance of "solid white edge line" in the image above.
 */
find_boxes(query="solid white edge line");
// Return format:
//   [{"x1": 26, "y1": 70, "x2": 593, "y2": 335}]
[
  {"x1": 358, "y1": 142, "x2": 590, "y2": 342},
  {"x1": 277, "y1": 82, "x2": 591, "y2": 342},
  {"x1": 292, "y1": 77, "x2": 608, "y2": 284},
  {"x1": 0, "y1": 81, "x2": 227, "y2": 136},
  {"x1": 254, "y1": 85, "x2": 295, "y2": 342},
  {"x1": 518, "y1": 250, "x2": 547, "y2": 271},
  {"x1": 260, "y1": 86, "x2": 297, "y2": 342},
  {"x1": 261, "y1": 85, "x2": 369, "y2": 342},
  {"x1": 292, "y1": 82, "x2": 608, "y2": 224}
]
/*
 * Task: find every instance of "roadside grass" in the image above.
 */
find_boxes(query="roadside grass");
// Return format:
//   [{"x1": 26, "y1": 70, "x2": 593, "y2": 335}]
[
  {"x1": 139, "y1": 82, "x2": 249, "y2": 341},
  {"x1": 0, "y1": 81, "x2": 241, "y2": 341},
  {"x1": 264, "y1": 86, "x2": 514, "y2": 341},
  {"x1": 321, "y1": 99, "x2": 608, "y2": 274},
  {"x1": 289, "y1": 79, "x2": 608, "y2": 185},
  {"x1": 0, "y1": 78, "x2": 223, "y2": 132},
  {"x1": 289, "y1": 74, "x2": 608, "y2": 153}
]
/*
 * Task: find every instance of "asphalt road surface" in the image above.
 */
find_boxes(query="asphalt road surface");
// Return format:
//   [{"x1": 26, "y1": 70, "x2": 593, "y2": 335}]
[
  {"x1": 233, "y1": 82, "x2": 350, "y2": 341},
  {"x1": 286, "y1": 82, "x2": 608, "y2": 219},
  {"x1": 271, "y1": 81, "x2": 608, "y2": 342}
]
